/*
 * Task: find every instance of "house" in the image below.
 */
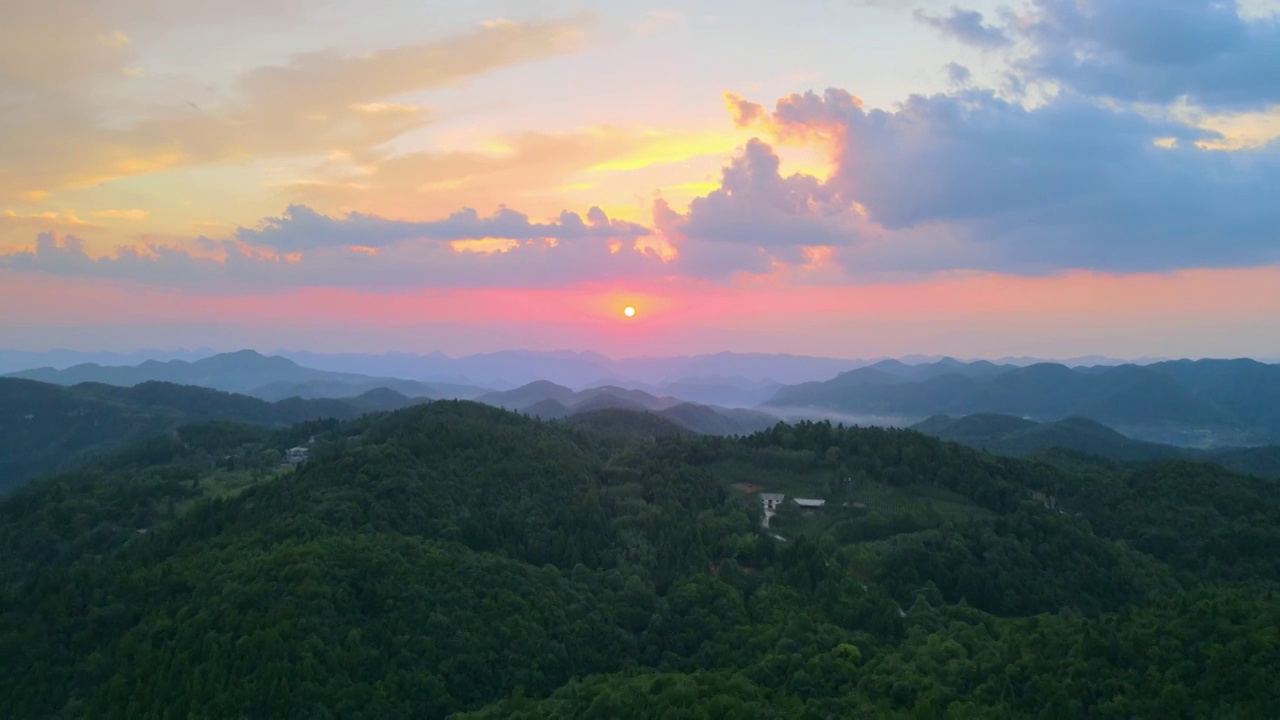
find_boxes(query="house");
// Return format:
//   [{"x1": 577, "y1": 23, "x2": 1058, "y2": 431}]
[
  {"x1": 286, "y1": 447, "x2": 310, "y2": 466},
  {"x1": 794, "y1": 498, "x2": 826, "y2": 508},
  {"x1": 760, "y1": 493, "x2": 785, "y2": 511}
]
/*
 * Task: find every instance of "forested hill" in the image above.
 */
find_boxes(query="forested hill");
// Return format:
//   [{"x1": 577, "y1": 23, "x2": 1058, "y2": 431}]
[
  {"x1": 0, "y1": 378, "x2": 423, "y2": 493},
  {"x1": 1, "y1": 403, "x2": 1277, "y2": 718},
  {"x1": 914, "y1": 413, "x2": 1280, "y2": 477},
  {"x1": 766, "y1": 358, "x2": 1280, "y2": 446},
  {"x1": 476, "y1": 380, "x2": 781, "y2": 435}
]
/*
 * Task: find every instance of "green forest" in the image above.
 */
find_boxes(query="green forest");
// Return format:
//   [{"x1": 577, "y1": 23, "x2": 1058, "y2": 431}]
[{"x1": 1, "y1": 400, "x2": 1277, "y2": 718}]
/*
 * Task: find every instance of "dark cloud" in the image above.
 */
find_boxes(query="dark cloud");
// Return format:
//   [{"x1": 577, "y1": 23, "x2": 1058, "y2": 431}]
[
  {"x1": 678, "y1": 87, "x2": 1280, "y2": 274},
  {"x1": 945, "y1": 61, "x2": 972, "y2": 86},
  {"x1": 914, "y1": 7, "x2": 1010, "y2": 48},
  {"x1": 1019, "y1": 0, "x2": 1280, "y2": 110},
  {"x1": 236, "y1": 204, "x2": 650, "y2": 250}
]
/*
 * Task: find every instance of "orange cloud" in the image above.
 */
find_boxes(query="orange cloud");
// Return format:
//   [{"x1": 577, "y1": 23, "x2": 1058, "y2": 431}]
[
  {"x1": 586, "y1": 130, "x2": 744, "y2": 173},
  {"x1": 288, "y1": 125, "x2": 713, "y2": 219},
  {"x1": 450, "y1": 238, "x2": 522, "y2": 254},
  {"x1": 91, "y1": 208, "x2": 151, "y2": 220},
  {"x1": 0, "y1": 15, "x2": 593, "y2": 200}
]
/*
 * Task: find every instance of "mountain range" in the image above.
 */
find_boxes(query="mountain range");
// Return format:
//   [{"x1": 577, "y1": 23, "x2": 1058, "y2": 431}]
[
  {"x1": 766, "y1": 358, "x2": 1280, "y2": 446},
  {"x1": 3, "y1": 349, "x2": 828, "y2": 408},
  {"x1": 3, "y1": 347, "x2": 1170, "y2": 394},
  {"x1": 6, "y1": 350, "x2": 489, "y2": 402},
  {"x1": 0, "y1": 373, "x2": 781, "y2": 494},
  {"x1": 913, "y1": 413, "x2": 1280, "y2": 478},
  {"x1": 9, "y1": 350, "x2": 1280, "y2": 448}
]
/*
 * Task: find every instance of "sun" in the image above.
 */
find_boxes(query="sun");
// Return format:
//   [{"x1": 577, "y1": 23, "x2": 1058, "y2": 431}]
[{"x1": 623, "y1": 306, "x2": 636, "y2": 318}]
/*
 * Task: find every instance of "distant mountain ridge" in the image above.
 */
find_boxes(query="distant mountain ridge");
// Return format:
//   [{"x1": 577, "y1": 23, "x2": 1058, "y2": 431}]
[
  {"x1": 476, "y1": 382, "x2": 781, "y2": 436},
  {"x1": 767, "y1": 358, "x2": 1280, "y2": 446},
  {"x1": 279, "y1": 349, "x2": 862, "y2": 390},
  {"x1": 913, "y1": 413, "x2": 1280, "y2": 478},
  {"x1": 4, "y1": 350, "x2": 829, "y2": 409},
  {"x1": 4, "y1": 347, "x2": 1156, "y2": 394},
  {"x1": 6, "y1": 350, "x2": 488, "y2": 402},
  {"x1": 9, "y1": 351, "x2": 1280, "y2": 444}
]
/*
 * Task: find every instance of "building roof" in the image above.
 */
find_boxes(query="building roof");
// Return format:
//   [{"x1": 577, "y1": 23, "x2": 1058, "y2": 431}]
[
  {"x1": 760, "y1": 493, "x2": 785, "y2": 502},
  {"x1": 794, "y1": 498, "x2": 826, "y2": 507}
]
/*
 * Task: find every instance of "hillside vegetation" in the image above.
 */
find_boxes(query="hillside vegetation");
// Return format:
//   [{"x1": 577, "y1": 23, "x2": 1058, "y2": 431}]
[
  {"x1": 479, "y1": 380, "x2": 780, "y2": 435},
  {"x1": 0, "y1": 378, "x2": 422, "y2": 492},
  {"x1": 1, "y1": 403, "x2": 1277, "y2": 718}
]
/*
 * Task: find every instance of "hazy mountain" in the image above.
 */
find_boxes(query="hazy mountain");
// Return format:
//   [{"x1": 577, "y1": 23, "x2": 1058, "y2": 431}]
[
  {"x1": 248, "y1": 378, "x2": 486, "y2": 402},
  {"x1": 0, "y1": 348, "x2": 217, "y2": 374},
  {"x1": 583, "y1": 376, "x2": 784, "y2": 408},
  {"x1": 280, "y1": 349, "x2": 860, "y2": 388},
  {"x1": 478, "y1": 381, "x2": 579, "y2": 410},
  {"x1": 477, "y1": 381, "x2": 780, "y2": 435},
  {"x1": 914, "y1": 413, "x2": 1280, "y2": 477},
  {"x1": 6, "y1": 350, "x2": 488, "y2": 401},
  {"x1": 0, "y1": 378, "x2": 425, "y2": 492},
  {"x1": 767, "y1": 359, "x2": 1280, "y2": 447}
]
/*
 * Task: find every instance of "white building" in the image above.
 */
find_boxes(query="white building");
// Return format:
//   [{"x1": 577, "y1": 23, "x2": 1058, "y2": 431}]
[
  {"x1": 760, "y1": 493, "x2": 785, "y2": 511},
  {"x1": 286, "y1": 447, "x2": 310, "y2": 466},
  {"x1": 794, "y1": 498, "x2": 826, "y2": 508}
]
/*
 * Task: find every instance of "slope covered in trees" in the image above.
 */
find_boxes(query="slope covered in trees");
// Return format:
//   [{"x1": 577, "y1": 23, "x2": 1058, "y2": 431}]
[
  {"x1": 479, "y1": 381, "x2": 780, "y2": 435},
  {"x1": 0, "y1": 378, "x2": 423, "y2": 493},
  {"x1": 1, "y1": 403, "x2": 1277, "y2": 718}
]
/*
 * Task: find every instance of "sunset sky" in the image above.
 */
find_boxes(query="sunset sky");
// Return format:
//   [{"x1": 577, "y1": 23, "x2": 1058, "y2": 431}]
[{"x1": 3, "y1": 0, "x2": 1279, "y2": 359}]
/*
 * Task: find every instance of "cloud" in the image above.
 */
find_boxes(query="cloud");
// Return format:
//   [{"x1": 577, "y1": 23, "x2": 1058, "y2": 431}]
[
  {"x1": 676, "y1": 87, "x2": 1280, "y2": 275},
  {"x1": 653, "y1": 139, "x2": 871, "y2": 276},
  {"x1": 0, "y1": 199, "x2": 669, "y2": 291},
  {"x1": 1017, "y1": 0, "x2": 1280, "y2": 110},
  {"x1": 0, "y1": 233, "x2": 231, "y2": 285},
  {"x1": 2, "y1": 210, "x2": 94, "y2": 231},
  {"x1": 1, "y1": 210, "x2": 98, "y2": 247},
  {"x1": 91, "y1": 209, "x2": 150, "y2": 220},
  {"x1": 286, "y1": 125, "x2": 730, "y2": 219},
  {"x1": 0, "y1": 0, "x2": 314, "y2": 88},
  {"x1": 913, "y1": 7, "x2": 1011, "y2": 48},
  {"x1": 0, "y1": 15, "x2": 592, "y2": 200},
  {"x1": 15, "y1": 78, "x2": 1277, "y2": 288},
  {"x1": 235, "y1": 204, "x2": 650, "y2": 250},
  {"x1": 945, "y1": 62, "x2": 972, "y2": 85}
]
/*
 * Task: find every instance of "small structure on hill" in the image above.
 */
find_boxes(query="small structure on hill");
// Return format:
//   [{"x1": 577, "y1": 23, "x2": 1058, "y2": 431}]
[
  {"x1": 286, "y1": 447, "x2": 310, "y2": 467},
  {"x1": 759, "y1": 493, "x2": 785, "y2": 530},
  {"x1": 794, "y1": 498, "x2": 826, "y2": 508},
  {"x1": 760, "y1": 493, "x2": 785, "y2": 511}
]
